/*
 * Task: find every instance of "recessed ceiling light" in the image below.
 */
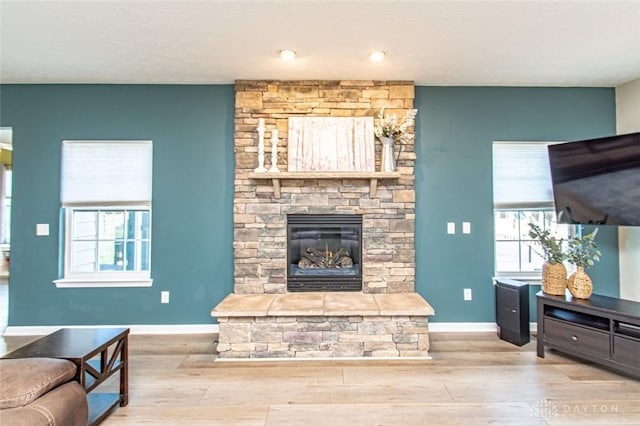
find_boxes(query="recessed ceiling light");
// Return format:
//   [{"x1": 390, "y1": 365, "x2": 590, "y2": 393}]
[
  {"x1": 368, "y1": 51, "x2": 386, "y2": 62},
  {"x1": 279, "y1": 49, "x2": 297, "y2": 60}
]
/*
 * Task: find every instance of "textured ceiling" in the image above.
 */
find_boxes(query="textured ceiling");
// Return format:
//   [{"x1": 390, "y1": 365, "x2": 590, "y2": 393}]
[{"x1": 1, "y1": 0, "x2": 639, "y2": 86}]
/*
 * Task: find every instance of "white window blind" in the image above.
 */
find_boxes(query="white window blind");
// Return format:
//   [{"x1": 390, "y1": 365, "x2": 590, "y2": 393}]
[
  {"x1": 61, "y1": 140, "x2": 153, "y2": 205},
  {"x1": 492, "y1": 142, "x2": 555, "y2": 209}
]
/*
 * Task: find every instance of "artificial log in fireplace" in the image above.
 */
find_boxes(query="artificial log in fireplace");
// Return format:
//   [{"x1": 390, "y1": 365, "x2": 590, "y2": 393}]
[{"x1": 287, "y1": 214, "x2": 362, "y2": 292}]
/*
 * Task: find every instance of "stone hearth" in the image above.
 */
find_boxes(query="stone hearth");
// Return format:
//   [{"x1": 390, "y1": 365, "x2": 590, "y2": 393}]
[
  {"x1": 212, "y1": 293, "x2": 434, "y2": 358},
  {"x1": 211, "y1": 80, "x2": 434, "y2": 359}
]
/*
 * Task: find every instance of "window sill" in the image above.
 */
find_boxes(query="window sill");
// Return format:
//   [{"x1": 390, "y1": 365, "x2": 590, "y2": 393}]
[
  {"x1": 493, "y1": 275, "x2": 542, "y2": 285},
  {"x1": 53, "y1": 278, "x2": 153, "y2": 288}
]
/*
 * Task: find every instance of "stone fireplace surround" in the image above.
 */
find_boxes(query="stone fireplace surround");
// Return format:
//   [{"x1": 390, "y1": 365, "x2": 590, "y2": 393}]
[{"x1": 211, "y1": 80, "x2": 434, "y2": 359}]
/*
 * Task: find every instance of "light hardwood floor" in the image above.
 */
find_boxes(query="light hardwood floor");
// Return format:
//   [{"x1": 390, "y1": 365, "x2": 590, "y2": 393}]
[
  {"x1": 2, "y1": 332, "x2": 640, "y2": 425},
  {"x1": 0, "y1": 280, "x2": 7, "y2": 336}
]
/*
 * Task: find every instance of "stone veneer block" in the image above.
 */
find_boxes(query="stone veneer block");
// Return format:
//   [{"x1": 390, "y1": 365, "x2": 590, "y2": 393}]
[
  {"x1": 211, "y1": 293, "x2": 275, "y2": 317},
  {"x1": 235, "y1": 91, "x2": 263, "y2": 110},
  {"x1": 323, "y1": 293, "x2": 379, "y2": 316},
  {"x1": 267, "y1": 292, "x2": 325, "y2": 316},
  {"x1": 389, "y1": 85, "x2": 415, "y2": 100},
  {"x1": 373, "y1": 293, "x2": 435, "y2": 316}
]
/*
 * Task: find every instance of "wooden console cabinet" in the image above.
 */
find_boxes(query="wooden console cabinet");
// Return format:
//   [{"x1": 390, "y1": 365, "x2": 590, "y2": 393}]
[{"x1": 537, "y1": 291, "x2": 640, "y2": 378}]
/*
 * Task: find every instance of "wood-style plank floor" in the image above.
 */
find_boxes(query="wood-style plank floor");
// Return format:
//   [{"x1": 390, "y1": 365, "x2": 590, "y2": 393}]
[{"x1": 2, "y1": 332, "x2": 639, "y2": 425}]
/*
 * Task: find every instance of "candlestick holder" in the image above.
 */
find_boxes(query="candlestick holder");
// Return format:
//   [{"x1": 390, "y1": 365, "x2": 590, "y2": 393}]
[
  {"x1": 254, "y1": 118, "x2": 266, "y2": 172},
  {"x1": 269, "y1": 129, "x2": 280, "y2": 173}
]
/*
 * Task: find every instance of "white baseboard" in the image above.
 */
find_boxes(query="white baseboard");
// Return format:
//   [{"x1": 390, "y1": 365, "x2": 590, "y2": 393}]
[
  {"x1": 429, "y1": 322, "x2": 537, "y2": 333},
  {"x1": 3, "y1": 324, "x2": 219, "y2": 336},
  {"x1": 429, "y1": 322, "x2": 497, "y2": 332},
  {"x1": 216, "y1": 355, "x2": 433, "y2": 362},
  {"x1": 4, "y1": 322, "x2": 537, "y2": 336}
]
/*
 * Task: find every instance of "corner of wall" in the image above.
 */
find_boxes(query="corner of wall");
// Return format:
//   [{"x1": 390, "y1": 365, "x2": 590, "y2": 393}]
[{"x1": 616, "y1": 77, "x2": 640, "y2": 301}]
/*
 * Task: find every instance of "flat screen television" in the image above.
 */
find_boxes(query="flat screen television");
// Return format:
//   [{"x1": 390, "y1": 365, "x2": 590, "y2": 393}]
[{"x1": 548, "y1": 132, "x2": 640, "y2": 226}]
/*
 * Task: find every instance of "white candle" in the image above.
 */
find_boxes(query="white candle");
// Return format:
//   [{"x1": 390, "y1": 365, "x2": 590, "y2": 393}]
[
  {"x1": 272, "y1": 128, "x2": 278, "y2": 139},
  {"x1": 257, "y1": 118, "x2": 265, "y2": 128}
]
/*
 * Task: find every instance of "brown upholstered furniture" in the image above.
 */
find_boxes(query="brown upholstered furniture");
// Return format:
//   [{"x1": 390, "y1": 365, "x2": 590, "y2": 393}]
[
  {"x1": 0, "y1": 357, "x2": 88, "y2": 426},
  {"x1": 2, "y1": 328, "x2": 129, "y2": 425}
]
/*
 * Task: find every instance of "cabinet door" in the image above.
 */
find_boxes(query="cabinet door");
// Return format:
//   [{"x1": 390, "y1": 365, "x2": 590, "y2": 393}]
[
  {"x1": 496, "y1": 286, "x2": 520, "y2": 332},
  {"x1": 613, "y1": 336, "x2": 640, "y2": 366}
]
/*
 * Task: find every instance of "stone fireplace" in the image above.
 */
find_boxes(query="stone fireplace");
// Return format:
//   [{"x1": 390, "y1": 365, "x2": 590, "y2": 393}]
[{"x1": 211, "y1": 80, "x2": 434, "y2": 359}]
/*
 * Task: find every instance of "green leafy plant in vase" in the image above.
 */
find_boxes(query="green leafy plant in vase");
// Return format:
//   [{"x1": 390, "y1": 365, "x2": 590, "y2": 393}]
[
  {"x1": 566, "y1": 228, "x2": 601, "y2": 299},
  {"x1": 528, "y1": 223, "x2": 568, "y2": 295}
]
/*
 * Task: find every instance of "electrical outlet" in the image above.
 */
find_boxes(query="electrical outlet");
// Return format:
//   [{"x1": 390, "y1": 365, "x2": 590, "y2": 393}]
[
  {"x1": 161, "y1": 291, "x2": 170, "y2": 304},
  {"x1": 464, "y1": 288, "x2": 472, "y2": 301},
  {"x1": 36, "y1": 223, "x2": 50, "y2": 236}
]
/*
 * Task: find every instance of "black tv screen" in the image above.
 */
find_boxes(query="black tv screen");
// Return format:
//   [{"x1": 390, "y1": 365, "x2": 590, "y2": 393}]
[{"x1": 548, "y1": 132, "x2": 640, "y2": 226}]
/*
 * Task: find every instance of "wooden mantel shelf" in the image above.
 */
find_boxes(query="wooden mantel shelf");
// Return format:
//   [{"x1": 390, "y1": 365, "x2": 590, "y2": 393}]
[{"x1": 248, "y1": 171, "x2": 401, "y2": 198}]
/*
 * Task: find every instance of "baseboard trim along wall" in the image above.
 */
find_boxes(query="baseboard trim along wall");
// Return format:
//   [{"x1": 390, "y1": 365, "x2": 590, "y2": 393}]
[
  {"x1": 3, "y1": 324, "x2": 220, "y2": 336},
  {"x1": 4, "y1": 322, "x2": 538, "y2": 336},
  {"x1": 428, "y1": 322, "x2": 538, "y2": 333}
]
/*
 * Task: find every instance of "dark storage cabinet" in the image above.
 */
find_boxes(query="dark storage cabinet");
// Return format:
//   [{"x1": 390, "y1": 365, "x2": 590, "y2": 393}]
[
  {"x1": 495, "y1": 279, "x2": 530, "y2": 346},
  {"x1": 537, "y1": 291, "x2": 640, "y2": 379}
]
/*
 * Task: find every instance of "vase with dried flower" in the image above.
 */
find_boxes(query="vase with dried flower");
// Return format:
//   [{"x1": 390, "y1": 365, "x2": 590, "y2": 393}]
[
  {"x1": 528, "y1": 223, "x2": 568, "y2": 295},
  {"x1": 374, "y1": 108, "x2": 417, "y2": 172},
  {"x1": 567, "y1": 228, "x2": 601, "y2": 299}
]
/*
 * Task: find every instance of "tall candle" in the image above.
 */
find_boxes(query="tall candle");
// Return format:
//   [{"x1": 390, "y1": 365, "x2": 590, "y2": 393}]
[
  {"x1": 257, "y1": 118, "x2": 265, "y2": 128},
  {"x1": 272, "y1": 128, "x2": 278, "y2": 139}
]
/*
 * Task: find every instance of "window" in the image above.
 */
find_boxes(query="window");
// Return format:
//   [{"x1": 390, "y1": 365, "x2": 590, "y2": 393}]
[
  {"x1": 494, "y1": 209, "x2": 568, "y2": 275},
  {"x1": 493, "y1": 141, "x2": 570, "y2": 278},
  {"x1": 1, "y1": 166, "x2": 11, "y2": 245},
  {"x1": 0, "y1": 127, "x2": 12, "y2": 246},
  {"x1": 54, "y1": 140, "x2": 153, "y2": 288}
]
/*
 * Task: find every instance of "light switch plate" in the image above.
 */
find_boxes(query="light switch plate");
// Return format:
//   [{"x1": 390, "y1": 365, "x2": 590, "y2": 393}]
[
  {"x1": 464, "y1": 288, "x2": 472, "y2": 301},
  {"x1": 447, "y1": 222, "x2": 456, "y2": 234},
  {"x1": 36, "y1": 223, "x2": 49, "y2": 236},
  {"x1": 463, "y1": 222, "x2": 471, "y2": 234}
]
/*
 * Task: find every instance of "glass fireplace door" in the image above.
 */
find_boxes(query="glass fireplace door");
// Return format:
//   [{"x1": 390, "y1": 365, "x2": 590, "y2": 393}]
[{"x1": 287, "y1": 214, "x2": 362, "y2": 292}]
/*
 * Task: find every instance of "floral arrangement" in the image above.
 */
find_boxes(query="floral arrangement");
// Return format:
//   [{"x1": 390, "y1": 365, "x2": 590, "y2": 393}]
[
  {"x1": 528, "y1": 222, "x2": 567, "y2": 264},
  {"x1": 374, "y1": 108, "x2": 418, "y2": 144},
  {"x1": 568, "y1": 228, "x2": 601, "y2": 268}
]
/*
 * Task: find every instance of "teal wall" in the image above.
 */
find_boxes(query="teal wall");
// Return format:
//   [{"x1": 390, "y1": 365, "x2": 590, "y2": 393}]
[
  {"x1": 0, "y1": 85, "x2": 235, "y2": 326},
  {"x1": 414, "y1": 87, "x2": 619, "y2": 322},
  {"x1": 0, "y1": 84, "x2": 619, "y2": 326}
]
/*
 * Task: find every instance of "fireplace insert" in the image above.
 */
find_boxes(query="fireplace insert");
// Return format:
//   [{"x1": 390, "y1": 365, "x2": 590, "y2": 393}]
[{"x1": 287, "y1": 214, "x2": 362, "y2": 292}]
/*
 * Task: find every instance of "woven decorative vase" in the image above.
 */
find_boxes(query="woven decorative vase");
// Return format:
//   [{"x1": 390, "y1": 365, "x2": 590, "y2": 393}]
[
  {"x1": 567, "y1": 266, "x2": 593, "y2": 299},
  {"x1": 542, "y1": 262, "x2": 567, "y2": 295}
]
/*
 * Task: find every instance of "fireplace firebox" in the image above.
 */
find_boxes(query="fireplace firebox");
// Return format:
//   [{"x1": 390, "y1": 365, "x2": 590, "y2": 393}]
[{"x1": 287, "y1": 214, "x2": 362, "y2": 292}]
